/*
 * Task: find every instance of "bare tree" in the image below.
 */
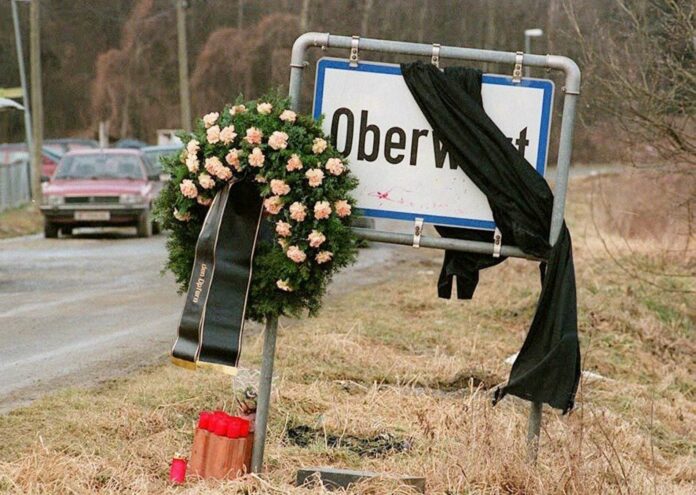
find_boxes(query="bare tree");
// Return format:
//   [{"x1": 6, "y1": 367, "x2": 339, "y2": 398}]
[{"x1": 565, "y1": 0, "x2": 695, "y2": 167}]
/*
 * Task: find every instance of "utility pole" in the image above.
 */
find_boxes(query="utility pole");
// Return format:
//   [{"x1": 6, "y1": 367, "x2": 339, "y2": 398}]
[
  {"x1": 176, "y1": 0, "x2": 192, "y2": 132},
  {"x1": 11, "y1": 0, "x2": 34, "y2": 199},
  {"x1": 29, "y1": 0, "x2": 43, "y2": 202}
]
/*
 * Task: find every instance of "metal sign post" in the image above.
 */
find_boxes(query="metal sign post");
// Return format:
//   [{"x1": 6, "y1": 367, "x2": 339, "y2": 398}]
[{"x1": 251, "y1": 32, "x2": 580, "y2": 473}]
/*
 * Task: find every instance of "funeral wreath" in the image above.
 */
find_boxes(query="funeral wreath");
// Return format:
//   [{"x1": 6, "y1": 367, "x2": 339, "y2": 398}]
[{"x1": 155, "y1": 95, "x2": 359, "y2": 322}]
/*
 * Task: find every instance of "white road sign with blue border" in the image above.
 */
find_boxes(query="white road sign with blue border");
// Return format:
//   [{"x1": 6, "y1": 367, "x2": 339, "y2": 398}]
[{"x1": 313, "y1": 58, "x2": 554, "y2": 230}]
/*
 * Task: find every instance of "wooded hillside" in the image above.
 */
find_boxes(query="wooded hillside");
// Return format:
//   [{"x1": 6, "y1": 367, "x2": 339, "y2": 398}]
[{"x1": 0, "y1": 0, "x2": 693, "y2": 164}]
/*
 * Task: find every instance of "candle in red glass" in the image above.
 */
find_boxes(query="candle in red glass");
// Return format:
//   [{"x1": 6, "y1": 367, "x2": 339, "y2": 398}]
[{"x1": 170, "y1": 456, "x2": 187, "y2": 484}]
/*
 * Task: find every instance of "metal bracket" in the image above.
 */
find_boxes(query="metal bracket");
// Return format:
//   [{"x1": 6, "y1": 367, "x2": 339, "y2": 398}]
[
  {"x1": 431, "y1": 43, "x2": 441, "y2": 68},
  {"x1": 492, "y1": 227, "x2": 502, "y2": 257},
  {"x1": 512, "y1": 51, "x2": 524, "y2": 83},
  {"x1": 349, "y1": 35, "x2": 360, "y2": 67},
  {"x1": 412, "y1": 217, "x2": 424, "y2": 248}
]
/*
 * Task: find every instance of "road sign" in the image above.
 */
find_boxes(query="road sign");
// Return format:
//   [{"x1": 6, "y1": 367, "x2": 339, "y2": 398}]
[{"x1": 313, "y1": 58, "x2": 554, "y2": 230}]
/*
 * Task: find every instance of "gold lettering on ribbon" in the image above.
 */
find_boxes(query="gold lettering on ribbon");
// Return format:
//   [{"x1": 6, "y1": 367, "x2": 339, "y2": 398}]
[{"x1": 192, "y1": 263, "x2": 208, "y2": 304}]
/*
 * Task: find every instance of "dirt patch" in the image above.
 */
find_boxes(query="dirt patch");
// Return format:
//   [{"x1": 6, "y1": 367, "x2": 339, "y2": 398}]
[{"x1": 285, "y1": 424, "x2": 411, "y2": 458}]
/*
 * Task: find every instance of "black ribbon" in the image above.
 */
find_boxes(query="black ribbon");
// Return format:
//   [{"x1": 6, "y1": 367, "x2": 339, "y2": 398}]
[
  {"x1": 401, "y1": 62, "x2": 581, "y2": 413},
  {"x1": 171, "y1": 180, "x2": 263, "y2": 373}
]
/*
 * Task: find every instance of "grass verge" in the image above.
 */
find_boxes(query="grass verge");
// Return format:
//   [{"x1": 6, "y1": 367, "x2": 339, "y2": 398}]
[
  {"x1": 0, "y1": 205, "x2": 42, "y2": 239},
  {"x1": 0, "y1": 170, "x2": 694, "y2": 494}
]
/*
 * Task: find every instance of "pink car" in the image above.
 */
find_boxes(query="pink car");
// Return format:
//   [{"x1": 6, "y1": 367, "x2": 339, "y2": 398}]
[{"x1": 40, "y1": 149, "x2": 163, "y2": 238}]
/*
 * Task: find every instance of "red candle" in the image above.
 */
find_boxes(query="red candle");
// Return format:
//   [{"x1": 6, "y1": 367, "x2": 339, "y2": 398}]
[
  {"x1": 189, "y1": 411, "x2": 212, "y2": 478},
  {"x1": 170, "y1": 456, "x2": 187, "y2": 484},
  {"x1": 239, "y1": 419, "x2": 253, "y2": 474},
  {"x1": 225, "y1": 418, "x2": 245, "y2": 478},
  {"x1": 205, "y1": 417, "x2": 231, "y2": 478}
]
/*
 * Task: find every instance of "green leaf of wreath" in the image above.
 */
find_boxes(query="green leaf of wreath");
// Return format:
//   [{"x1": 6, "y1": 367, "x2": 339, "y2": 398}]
[{"x1": 154, "y1": 94, "x2": 359, "y2": 322}]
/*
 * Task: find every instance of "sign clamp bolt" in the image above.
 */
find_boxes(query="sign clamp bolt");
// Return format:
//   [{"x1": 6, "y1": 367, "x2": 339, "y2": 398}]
[
  {"x1": 349, "y1": 35, "x2": 360, "y2": 68},
  {"x1": 512, "y1": 51, "x2": 524, "y2": 83},
  {"x1": 431, "y1": 44, "x2": 441, "y2": 68}
]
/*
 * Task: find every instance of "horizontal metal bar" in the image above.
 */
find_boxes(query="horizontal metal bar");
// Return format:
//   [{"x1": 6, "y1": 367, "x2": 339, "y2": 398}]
[
  {"x1": 290, "y1": 32, "x2": 581, "y2": 94},
  {"x1": 352, "y1": 228, "x2": 544, "y2": 261}
]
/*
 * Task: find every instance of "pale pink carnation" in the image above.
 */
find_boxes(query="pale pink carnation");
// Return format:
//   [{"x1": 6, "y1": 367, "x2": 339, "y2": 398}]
[
  {"x1": 186, "y1": 154, "x2": 200, "y2": 173},
  {"x1": 307, "y1": 230, "x2": 326, "y2": 248},
  {"x1": 180, "y1": 179, "x2": 198, "y2": 199},
  {"x1": 205, "y1": 156, "x2": 223, "y2": 175},
  {"x1": 334, "y1": 200, "x2": 352, "y2": 218},
  {"x1": 216, "y1": 166, "x2": 233, "y2": 181},
  {"x1": 219, "y1": 125, "x2": 237, "y2": 145},
  {"x1": 312, "y1": 137, "x2": 327, "y2": 154},
  {"x1": 270, "y1": 179, "x2": 290, "y2": 196},
  {"x1": 275, "y1": 220, "x2": 292, "y2": 237},
  {"x1": 268, "y1": 131, "x2": 289, "y2": 150},
  {"x1": 202, "y1": 112, "x2": 219, "y2": 128},
  {"x1": 229, "y1": 104, "x2": 246, "y2": 116},
  {"x1": 245, "y1": 127, "x2": 263, "y2": 145},
  {"x1": 286, "y1": 154, "x2": 303, "y2": 171},
  {"x1": 263, "y1": 196, "x2": 283, "y2": 215},
  {"x1": 286, "y1": 245, "x2": 307, "y2": 263},
  {"x1": 173, "y1": 208, "x2": 191, "y2": 222},
  {"x1": 315, "y1": 251, "x2": 333, "y2": 264},
  {"x1": 186, "y1": 139, "x2": 200, "y2": 155},
  {"x1": 276, "y1": 279, "x2": 293, "y2": 292},
  {"x1": 325, "y1": 158, "x2": 345, "y2": 176},
  {"x1": 279, "y1": 109, "x2": 297, "y2": 123},
  {"x1": 224, "y1": 149, "x2": 241, "y2": 171},
  {"x1": 289, "y1": 202, "x2": 307, "y2": 222},
  {"x1": 198, "y1": 173, "x2": 215, "y2": 190},
  {"x1": 206, "y1": 125, "x2": 221, "y2": 144},
  {"x1": 305, "y1": 168, "x2": 324, "y2": 187},
  {"x1": 248, "y1": 147, "x2": 265, "y2": 167},
  {"x1": 313, "y1": 200, "x2": 331, "y2": 220},
  {"x1": 197, "y1": 196, "x2": 212, "y2": 206},
  {"x1": 257, "y1": 102, "x2": 273, "y2": 115}
]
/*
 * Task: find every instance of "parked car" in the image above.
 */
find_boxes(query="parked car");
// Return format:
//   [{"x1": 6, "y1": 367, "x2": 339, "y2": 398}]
[
  {"x1": 114, "y1": 138, "x2": 148, "y2": 149},
  {"x1": 142, "y1": 144, "x2": 182, "y2": 179},
  {"x1": 0, "y1": 143, "x2": 64, "y2": 179},
  {"x1": 43, "y1": 138, "x2": 99, "y2": 154},
  {"x1": 40, "y1": 149, "x2": 163, "y2": 238}
]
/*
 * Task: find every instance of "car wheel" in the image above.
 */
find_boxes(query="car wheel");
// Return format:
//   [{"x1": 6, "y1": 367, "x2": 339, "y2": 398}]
[
  {"x1": 44, "y1": 221, "x2": 59, "y2": 239},
  {"x1": 137, "y1": 212, "x2": 153, "y2": 238},
  {"x1": 61, "y1": 227, "x2": 73, "y2": 236},
  {"x1": 151, "y1": 220, "x2": 161, "y2": 235}
]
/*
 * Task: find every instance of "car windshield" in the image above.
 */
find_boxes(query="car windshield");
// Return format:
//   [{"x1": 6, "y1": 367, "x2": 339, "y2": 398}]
[
  {"x1": 144, "y1": 149, "x2": 178, "y2": 170},
  {"x1": 54, "y1": 154, "x2": 145, "y2": 180}
]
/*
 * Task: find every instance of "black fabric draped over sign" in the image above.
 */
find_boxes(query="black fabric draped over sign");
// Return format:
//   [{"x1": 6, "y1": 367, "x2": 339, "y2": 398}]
[
  {"x1": 401, "y1": 62, "x2": 580, "y2": 413},
  {"x1": 171, "y1": 180, "x2": 263, "y2": 374}
]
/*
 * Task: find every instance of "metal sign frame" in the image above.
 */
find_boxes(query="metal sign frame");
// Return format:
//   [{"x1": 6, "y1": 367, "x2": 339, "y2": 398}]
[{"x1": 250, "y1": 32, "x2": 581, "y2": 473}]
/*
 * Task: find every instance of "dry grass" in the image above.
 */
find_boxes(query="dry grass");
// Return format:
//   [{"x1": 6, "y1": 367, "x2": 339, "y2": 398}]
[
  {"x1": 0, "y1": 170, "x2": 694, "y2": 494},
  {"x1": 0, "y1": 205, "x2": 42, "y2": 239}
]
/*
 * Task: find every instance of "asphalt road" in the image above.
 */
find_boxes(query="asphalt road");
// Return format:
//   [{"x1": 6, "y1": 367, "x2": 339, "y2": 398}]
[{"x1": 0, "y1": 227, "x2": 399, "y2": 412}]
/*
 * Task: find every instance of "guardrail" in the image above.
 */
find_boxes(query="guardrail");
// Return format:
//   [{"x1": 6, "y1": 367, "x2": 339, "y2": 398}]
[{"x1": 0, "y1": 159, "x2": 31, "y2": 212}]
